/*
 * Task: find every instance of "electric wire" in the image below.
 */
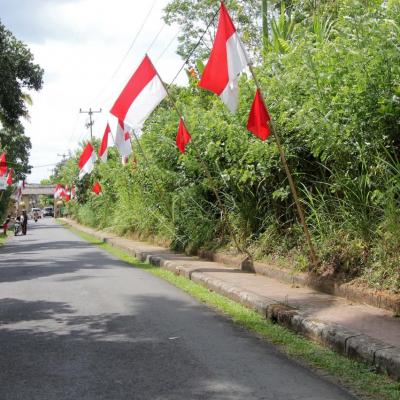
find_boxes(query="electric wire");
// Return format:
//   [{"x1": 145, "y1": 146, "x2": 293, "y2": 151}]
[
  {"x1": 90, "y1": 0, "x2": 158, "y2": 105},
  {"x1": 169, "y1": 6, "x2": 219, "y2": 85}
]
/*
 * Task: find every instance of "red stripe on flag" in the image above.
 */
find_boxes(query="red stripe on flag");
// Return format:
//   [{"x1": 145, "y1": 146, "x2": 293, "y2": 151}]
[
  {"x1": 0, "y1": 153, "x2": 6, "y2": 177},
  {"x1": 92, "y1": 181, "x2": 102, "y2": 195},
  {"x1": 247, "y1": 89, "x2": 271, "y2": 141},
  {"x1": 176, "y1": 118, "x2": 191, "y2": 153},
  {"x1": 79, "y1": 143, "x2": 94, "y2": 169},
  {"x1": 110, "y1": 55, "x2": 157, "y2": 122},
  {"x1": 6, "y1": 168, "x2": 13, "y2": 186},
  {"x1": 198, "y1": 2, "x2": 236, "y2": 96},
  {"x1": 99, "y1": 123, "x2": 110, "y2": 157}
]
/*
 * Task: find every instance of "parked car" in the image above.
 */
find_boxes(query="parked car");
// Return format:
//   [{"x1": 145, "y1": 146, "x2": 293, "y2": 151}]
[{"x1": 42, "y1": 206, "x2": 54, "y2": 217}]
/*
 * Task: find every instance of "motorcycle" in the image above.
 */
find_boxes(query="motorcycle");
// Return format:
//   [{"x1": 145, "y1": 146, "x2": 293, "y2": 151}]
[{"x1": 14, "y1": 220, "x2": 21, "y2": 236}]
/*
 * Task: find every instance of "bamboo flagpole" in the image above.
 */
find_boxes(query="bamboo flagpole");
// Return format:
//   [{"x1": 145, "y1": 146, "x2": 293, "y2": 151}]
[{"x1": 245, "y1": 59, "x2": 319, "y2": 267}]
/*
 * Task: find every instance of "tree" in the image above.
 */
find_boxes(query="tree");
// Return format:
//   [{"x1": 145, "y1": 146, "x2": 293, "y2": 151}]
[
  {"x1": 0, "y1": 21, "x2": 44, "y2": 127},
  {"x1": 163, "y1": 0, "x2": 262, "y2": 64},
  {"x1": 0, "y1": 122, "x2": 31, "y2": 180}
]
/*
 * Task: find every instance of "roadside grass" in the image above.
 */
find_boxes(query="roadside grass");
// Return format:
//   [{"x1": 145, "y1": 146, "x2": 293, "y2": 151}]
[
  {"x1": 63, "y1": 222, "x2": 400, "y2": 400},
  {"x1": 0, "y1": 229, "x2": 11, "y2": 245}
]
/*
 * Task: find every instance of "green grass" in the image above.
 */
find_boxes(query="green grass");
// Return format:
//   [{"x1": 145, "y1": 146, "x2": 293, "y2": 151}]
[
  {"x1": 62, "y1": 221, "x2": 400, "y2": 400},
  {"x1": 0, "y1": 231, "x2": 10, "y2": 246}
]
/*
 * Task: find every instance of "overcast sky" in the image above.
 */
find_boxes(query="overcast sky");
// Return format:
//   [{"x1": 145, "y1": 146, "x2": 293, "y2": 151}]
[{"x1": 0, "y1": 0, "x2": 186, "y2": 183}]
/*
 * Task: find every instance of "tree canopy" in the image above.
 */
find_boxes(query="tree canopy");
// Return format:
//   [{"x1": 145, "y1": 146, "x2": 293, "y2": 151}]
[{"x1": 0, "y1": 21, "x2": 43, "y2": 127}]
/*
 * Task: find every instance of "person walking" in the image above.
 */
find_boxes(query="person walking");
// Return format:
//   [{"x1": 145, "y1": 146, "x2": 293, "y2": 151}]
[{"x1": 21, "y1": 210, "x2": 28, "y2": 235}]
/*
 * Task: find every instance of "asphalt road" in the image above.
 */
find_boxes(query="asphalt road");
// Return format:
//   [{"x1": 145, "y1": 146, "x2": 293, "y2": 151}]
[{"x1": 0, "y1": 218, "x2": 358, "y2": 400}]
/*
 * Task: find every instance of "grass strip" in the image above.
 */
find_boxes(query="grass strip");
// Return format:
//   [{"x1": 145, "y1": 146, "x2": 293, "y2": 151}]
[
  {"x1": 0, "y1": 231, "x2": 10, "y2": 246},
  {"x1": 63, "y1": 222, "x2": 400, "y2": 400}
]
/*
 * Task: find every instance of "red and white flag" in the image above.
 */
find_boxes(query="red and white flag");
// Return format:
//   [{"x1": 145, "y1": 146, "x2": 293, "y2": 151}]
[
  {"x1": 176, "y1": 118, "x2": 191, "y2": 153},
  {"x1": 54, "y1": 184, "x2": 64, "y2": 199},
  {"x1": 99, "y1": 123, "x2": 111, "y2": 162},
  {"x1": 247, "y1": 89, "x2": 271, "y2": 141},
  {"x1": 78, "y1": 143, "x2": 97, "y2": 179},
  {"x1": 0, "y1": 153, "x2": 6, "y2": 177},
  {"x1": 6, "y1": 168, "x2": 13, "y2": 186},
  {"x1": 110, "y1": 55, "x2": 167, "y2": 129},
  {"x1": 92, "y1": 181, "x2": 102, "y2": 195},
  {"x1": 199, "y1": 2, "x2": 249, "y2": 113},
  {"x1": 115, "y1": 119, "x2": 132, "y2": 160}
]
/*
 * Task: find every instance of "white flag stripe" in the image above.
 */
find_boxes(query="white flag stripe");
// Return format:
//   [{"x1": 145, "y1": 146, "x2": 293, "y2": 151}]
[
  {"x1": 115, "y1": 122, "x2": 133, "y2": 159},
  {"x1": 123, "y1": 75, "x2": 167, "y2": 129},
  {"x1": 220, "y1": 32, "x2": 249, "y2": 113},
  {"x1": 79, "y1": 151, "x2": 97, "y2": 179}
]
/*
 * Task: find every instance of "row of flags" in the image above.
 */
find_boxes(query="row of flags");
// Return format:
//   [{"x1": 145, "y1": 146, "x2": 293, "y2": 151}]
[
  {"x1": 54, "y1": 181, "x2": 101, "y2": 201},
  {"x1": 58, "y1": 2, "x2": 318, "y2": 265},
  {"x1": 76, "y1": 2, "x2": 271, "y2": 180},
  {"x1": 0, "y1": 153, "x2": 27, "y2": 204},
  {"x1": 0, "y1": 153, "x2": 14, "y2": 187}
]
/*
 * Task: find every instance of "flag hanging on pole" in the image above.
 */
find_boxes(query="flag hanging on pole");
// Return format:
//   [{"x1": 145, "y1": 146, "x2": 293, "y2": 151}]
[
  {"x1": 199, "y1": 2, "x2": 249, "y2": 113},
  {"x1": 92, "y1": 181, "x2": 102, "y2": 195},
  {"x1": 6, "y1": 168, "x2": 13, "y2": 186},
  {"x1": 78, "y1": 143, "x2": 97, "y2": 179},
  {"x1": 110, "y1": 55, "x2": 167, "y2": 129},
  {"x1": 99, "y1": 123, "x2": 111, "y2": 162},
  {"x1": 54, "y1": 184, "x2": 64, "y2": 199},
  {"x1": 176, "y1": 118, "x2": 191, "y2": 153},
  {"x1": 0, "y1": 153, "x2": 6, "y2": 177},
  {"x1": 247, "y1": 89, "x2": 271, "y2": 141},
  {"x1": 115, "y1": 119, "x2": 133, "y2": 160}
]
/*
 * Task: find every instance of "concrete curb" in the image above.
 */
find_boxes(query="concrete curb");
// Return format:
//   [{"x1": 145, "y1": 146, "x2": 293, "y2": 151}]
[{"x1": 61, "y1": 218, "x2": 400, "y2": 381}]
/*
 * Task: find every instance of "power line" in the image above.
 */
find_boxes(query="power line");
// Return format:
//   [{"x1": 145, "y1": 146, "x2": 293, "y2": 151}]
[
  {"x1": 169, "y1": 7, "x2": 220, "y2": 86},
  {"x1": 90, "y1": 0, "x2": 158, "y2": 105},
  {"x1": 145, "y1": 23, "x2": 166, "y2": 55},
  {"x1": 155, "y1": 29, "x2": 180, "y2": 62}
]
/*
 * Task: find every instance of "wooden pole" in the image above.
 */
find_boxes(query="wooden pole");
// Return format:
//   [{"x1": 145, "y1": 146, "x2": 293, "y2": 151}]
[{"x1": 247, "y1": 63, "x2": 319, "y2": 267}]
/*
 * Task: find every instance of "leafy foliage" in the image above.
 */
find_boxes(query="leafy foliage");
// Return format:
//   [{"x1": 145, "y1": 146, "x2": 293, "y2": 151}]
[{"x1": 0, "y1": 21, "x2": 43, "y2": 127}]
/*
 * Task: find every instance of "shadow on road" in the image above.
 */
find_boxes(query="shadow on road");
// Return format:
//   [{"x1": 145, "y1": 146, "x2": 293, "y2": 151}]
[{"x1": 0, "y1": 294, "x2": 356, "y2": 400}]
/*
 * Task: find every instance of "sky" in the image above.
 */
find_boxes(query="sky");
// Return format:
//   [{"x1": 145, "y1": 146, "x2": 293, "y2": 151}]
[{"x1": 0, "y1": 0, "x2": 186, "y2": 183}]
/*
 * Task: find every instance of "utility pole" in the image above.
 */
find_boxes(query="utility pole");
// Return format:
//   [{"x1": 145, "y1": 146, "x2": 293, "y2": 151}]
[
  {"x1": 79, "y1": 108, "x2": 102, "y2": 141},
  {"x1": 57, "y1": 153, "x2": 68, "y2": 163}
]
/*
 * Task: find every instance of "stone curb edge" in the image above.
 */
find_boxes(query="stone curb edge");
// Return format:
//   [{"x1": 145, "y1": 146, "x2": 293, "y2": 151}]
[{"x1": 62, "y1": 219, "x2": 400, "y2": 381}]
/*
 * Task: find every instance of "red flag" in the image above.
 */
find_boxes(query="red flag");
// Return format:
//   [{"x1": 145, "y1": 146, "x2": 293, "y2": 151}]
[
  {"x1": 110, "y1": 55, "x2": 167, "y2": 128},
  {"x1": 6, "y1": 168, "x2": 13, "y2": 186},
  {"x1": 176, "y1": 118, "x2": 191, "y2": 153},
  {"x1": 0, "y1": 153, "x2": 6, "y2": 177},
  {"x1": 199, "y1": 2, "x2": 249, "y2": 112},
  {"x1": 92, "y1": 181, "x2": 102, "y2": 195},
  {"x1": 247, "y1": 89, "x2": 271, "y2": 141},
  {"x1": 99, "y1": 123, "x2": 111, "y2": 162}
]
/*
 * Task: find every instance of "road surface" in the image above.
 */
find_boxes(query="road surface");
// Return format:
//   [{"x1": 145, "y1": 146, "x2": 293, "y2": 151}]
[{"x1": 0, "y1": 218, "x2": 358, "y2": 400}]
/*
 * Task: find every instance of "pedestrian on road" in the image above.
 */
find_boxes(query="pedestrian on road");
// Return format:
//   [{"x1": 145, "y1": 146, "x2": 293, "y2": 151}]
[
  {"x1": 2, "y1": 214, "x2": 10, "y2": 236},
  {"x1": 21, "y1": 210, "x2": 28, "y2": 235}
]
